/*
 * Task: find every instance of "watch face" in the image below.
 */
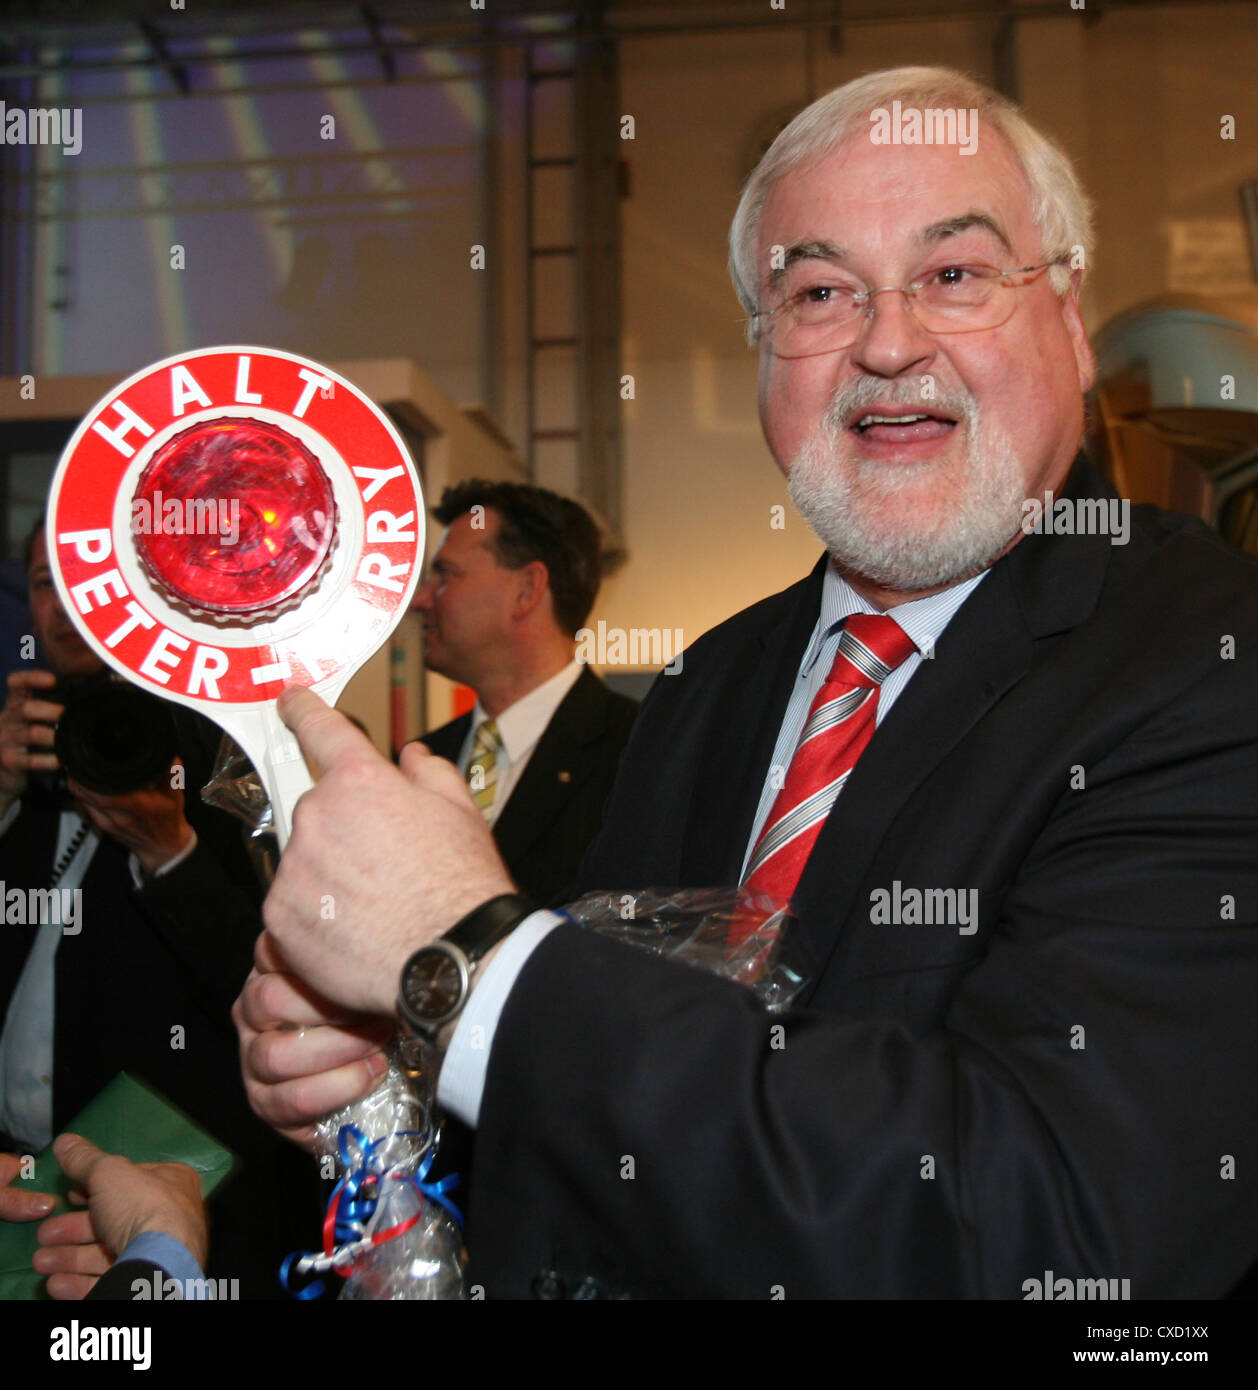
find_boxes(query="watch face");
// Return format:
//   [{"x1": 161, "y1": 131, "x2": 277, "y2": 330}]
[{"x1": 403, "y1": 948, "x2": 464, "y2": 1023}]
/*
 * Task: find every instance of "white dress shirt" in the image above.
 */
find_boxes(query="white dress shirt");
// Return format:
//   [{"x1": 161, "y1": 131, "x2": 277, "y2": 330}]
[
  {"x1": 437, "y1": 562, "x2": 988, "y2": 1126},
  {"x1": 0, "y1": 799, "x2": 197, "y2": 1150},
  {"x1": 0, "y1": 802, "x2": 98, "y2": 1149}
]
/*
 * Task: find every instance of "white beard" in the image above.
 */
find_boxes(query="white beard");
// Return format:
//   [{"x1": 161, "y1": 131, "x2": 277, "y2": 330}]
[{"x1": 786, "y1": 385, "x2": 1030, "y2": 592}]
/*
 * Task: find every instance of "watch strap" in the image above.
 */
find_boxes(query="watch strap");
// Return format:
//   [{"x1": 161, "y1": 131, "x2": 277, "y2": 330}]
[
  {"x1": 443, "y1": 891, "x2": 535, "y2": 963},
  {"x1": 396, "y1": 892, "x2": 535, "y2": 1040}
]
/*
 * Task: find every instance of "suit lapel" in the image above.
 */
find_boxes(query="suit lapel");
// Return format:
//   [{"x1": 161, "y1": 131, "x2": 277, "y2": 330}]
[
  {"x1": 492, "y1": 669, "x2": 607, "y2": 863},
  {"x1": 787, "y1": 452, "x2": 1116, "y2": 987},
  {"x1": 420, "y1": 712, "x2": 472, "y2": 764},
  {"x1": 680, "y1": 558, "x2": 828, "y2": 884},
  {"x1": 0, "y1": 800, "x2": 61, "y2": 1024}
]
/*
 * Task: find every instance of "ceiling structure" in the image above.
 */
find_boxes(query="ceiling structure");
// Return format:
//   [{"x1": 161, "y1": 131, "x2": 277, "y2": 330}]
[{"x1": 0, "y1": 0, "x2": 1248, "y2": 93}]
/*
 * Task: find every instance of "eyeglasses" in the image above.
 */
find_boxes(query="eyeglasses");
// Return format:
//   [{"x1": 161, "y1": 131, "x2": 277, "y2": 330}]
[{"x1": 750, "y1": 258, "x2": 1067, "y2": 358}]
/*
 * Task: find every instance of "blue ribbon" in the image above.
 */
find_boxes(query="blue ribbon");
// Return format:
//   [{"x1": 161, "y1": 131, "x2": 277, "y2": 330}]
[
  {"x1": 412, "y1": 1143, "x2": 464, "y2": 1229},
  {"x1": 279, "y1": 1250, "x2": 328, "y2": 1300},
  {"x1": 279, "y1": 1123, "x2": 464, "y2": 1299}
]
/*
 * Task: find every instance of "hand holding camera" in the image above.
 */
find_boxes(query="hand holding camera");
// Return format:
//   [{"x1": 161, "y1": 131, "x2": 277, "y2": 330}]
[
  {"x1": 0, "y1": 668, "x2": 63, "y2": 817},
  {"x1": 1, "y1": 667, "x2": 194, "y2": 873},
  {"x1": 70, "y1": 771, "x2": 193, "y2": 875}
]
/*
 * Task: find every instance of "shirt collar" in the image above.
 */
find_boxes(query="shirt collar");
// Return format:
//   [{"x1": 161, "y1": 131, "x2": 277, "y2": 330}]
[
  {"x1": 471, "y1": 660, "x2": 583, "y2": 766},
  {"x1": 800, "y1": 560, "x2": 990, "y2": 677}
]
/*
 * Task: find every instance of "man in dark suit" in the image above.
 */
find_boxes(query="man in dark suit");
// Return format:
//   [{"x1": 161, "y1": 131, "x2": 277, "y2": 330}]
[
  {"x1": 239, "y1": 65, "x2": 1258, "y2": 1299},
  {"x1": 0, "y1": 523, "x2": 314, "y2": 1296},
  {"x1": 413, "y1": 481, "x2": 637, "y2": 905}
]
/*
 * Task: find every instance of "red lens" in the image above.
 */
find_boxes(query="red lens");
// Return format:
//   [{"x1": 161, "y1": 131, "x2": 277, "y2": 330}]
[{"x1": 132, "y1": 418, "x2": 336, "y2": 620}]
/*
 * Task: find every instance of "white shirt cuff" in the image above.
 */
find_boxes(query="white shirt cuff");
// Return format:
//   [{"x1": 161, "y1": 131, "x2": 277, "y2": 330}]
[
  {"x1": 435, "y1": 909, "x2": 565, "y2": 1128},
  {"x1": 128, "y1": 829, "x2": 198, "y2": 889},
  {"x1": 0, "y1": 798, "x2": 21, "y2": 837}
]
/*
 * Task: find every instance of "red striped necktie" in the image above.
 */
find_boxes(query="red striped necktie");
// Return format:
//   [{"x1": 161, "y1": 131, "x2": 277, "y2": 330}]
[{"x1": 743, "y1": 613, "x2": 918, "y2": 908}]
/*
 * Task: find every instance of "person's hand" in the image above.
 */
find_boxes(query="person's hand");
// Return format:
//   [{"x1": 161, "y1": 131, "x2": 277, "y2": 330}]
[
  {"x1": 31, "y1": 1134, "x2": 208, "y2": 1300},
  {"x1": 234, "y1": 933, "x2": 393, "y2": 1151},
  {"x1": 0, "y1": 668, "x2": 62, "y2": 814},
  {"x1": 0, "y1": 1150, "x2": 57, "y2": 1222},
  {"x1": 262, "y1": 686, "x2": 515, "y2": 1015},
  {"x1": 69, "y1": 762, "x2": 194, "y2": 874}
]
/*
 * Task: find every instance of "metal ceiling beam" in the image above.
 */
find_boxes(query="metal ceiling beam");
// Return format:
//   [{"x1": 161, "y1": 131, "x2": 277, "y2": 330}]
[
  {"x1": 135, "y1": 18, "x2": 189, "y2": 94},
  {"x1": 0, "y1": 0, "x2": 1250, "y2": 89},
  {"x1": 0, "y1": 0, "x2": 1247, "y2": 47},
  {"x1": 358, "y1": 4, "x2": 397, "y2": 82}
]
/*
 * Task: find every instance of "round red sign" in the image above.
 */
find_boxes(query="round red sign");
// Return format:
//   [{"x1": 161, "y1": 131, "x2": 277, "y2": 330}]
[{"x1": 46, "y1": 346, "x2": 424, "y2": 710}]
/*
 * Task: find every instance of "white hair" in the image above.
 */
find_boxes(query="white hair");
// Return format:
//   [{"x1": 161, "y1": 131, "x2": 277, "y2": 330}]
[{"x1": 729, "y1": 66, "x2": 1094, "y2": 331}]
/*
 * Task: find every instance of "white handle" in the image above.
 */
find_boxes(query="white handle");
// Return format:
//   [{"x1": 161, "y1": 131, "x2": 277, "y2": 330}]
[{"x1": 232, "y1": 700, "x2": 320, "y2": 851}]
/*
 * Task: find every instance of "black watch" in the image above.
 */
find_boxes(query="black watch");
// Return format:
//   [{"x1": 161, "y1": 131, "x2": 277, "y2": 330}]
[{"x1": 396, "y1": 892, "x2": 534, "y2": 1040}]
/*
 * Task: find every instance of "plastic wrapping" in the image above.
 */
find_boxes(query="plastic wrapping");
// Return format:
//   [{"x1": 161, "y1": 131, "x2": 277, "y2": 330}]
[
  {"x1": 286, "y1": 1037, "x2": 465, "y2": 1301},
  {"x1": 202, "y1": 731, "x2": 274, "y2": 837},
  {"x1": 564, "y1": 885, "x2": 804, "y2": 1012},
  {"x1": 201, "y1": 725, "x2": 461, "y2": 1287},
  {"x1": 200, "y1": 732, "x2": 279, "y2": 885},
  {"x1": 283, "y1": 885, "x2": 800, "y2": 1300}
]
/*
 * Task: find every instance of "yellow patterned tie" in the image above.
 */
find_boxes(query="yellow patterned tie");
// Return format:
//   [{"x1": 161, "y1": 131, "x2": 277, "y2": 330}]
[{"x1": 466, "y1": 718, "x2": 503, "y2": 820}]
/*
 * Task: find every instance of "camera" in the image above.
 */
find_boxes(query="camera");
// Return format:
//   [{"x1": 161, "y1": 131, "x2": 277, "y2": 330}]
[{"x1": 45, "y1": 674, "x2": 179, "y2": 796}]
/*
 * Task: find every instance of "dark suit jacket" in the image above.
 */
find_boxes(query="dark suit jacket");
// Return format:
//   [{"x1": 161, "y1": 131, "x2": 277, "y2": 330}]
[
  {"x1": 87, "y1": 1258, "x2": 175, "y2": 1301},
  {"x1": 421, "y1": 666, "x2": 638, "y2": 907},
  {"x1": 0, "y1": 711, "x2": 318, "y2": 1297},
  {"x1": 466, "y1": 455, "x2": 1258, "y2": 1299}
]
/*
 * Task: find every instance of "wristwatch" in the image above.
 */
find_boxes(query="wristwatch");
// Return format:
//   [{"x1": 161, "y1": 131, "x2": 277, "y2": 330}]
[{"x1": 396, "y1": 892, "x2": 534, "y2": 1041}]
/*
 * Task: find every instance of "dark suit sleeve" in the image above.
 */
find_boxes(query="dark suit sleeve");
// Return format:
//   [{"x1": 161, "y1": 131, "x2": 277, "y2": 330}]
[
  {"x1": 134, "y1": 838, "x2": 261, "y2": 1010},
  {"x1": 468, "y1": 639, "x2": 1258, "y2": 1299},
  {"x1": 492, "y1": 673, "x2": 639, "y2": 907},
  {"x1": 85, "y1": 1259, "x2": 168, "y2": 1301},
  {"x1": 129, "y1": 711, "x2": 266, "y2": 1014}
]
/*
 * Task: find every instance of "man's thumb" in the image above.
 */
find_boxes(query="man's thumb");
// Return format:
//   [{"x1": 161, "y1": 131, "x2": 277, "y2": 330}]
[{"x1": 53, "y1": 1133, "x2": 99, "y2": 1182}]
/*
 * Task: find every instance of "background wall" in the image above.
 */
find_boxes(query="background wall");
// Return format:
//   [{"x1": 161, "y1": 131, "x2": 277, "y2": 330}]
[
  {"x1": 3, "y1": 0, "x2": 1257, "y2": 722},
  {"x1": 600, "y1": 4, "x2": 1258, "y2": 643}
]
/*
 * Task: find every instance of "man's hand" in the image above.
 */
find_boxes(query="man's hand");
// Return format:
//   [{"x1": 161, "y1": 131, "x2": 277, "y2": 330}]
[
  {"x1": 263, "y1": 687, "x2": 514, "y2": 1015},
  {"x1": 68, "y1": 763, "x2": 194, "y2": 874},
  {"x1": 0, "y1": 1150, "x2": 57, "y2": 1222},
  {"x1": 31, "y1": 1134, "x2": 208, "y2": 1300},
  {"x1": 0, "y1": 668, "x2": 62, "y2": 814},
  {"x1": 234, "y1": 934, "x2": 393, "y2": 1151}
]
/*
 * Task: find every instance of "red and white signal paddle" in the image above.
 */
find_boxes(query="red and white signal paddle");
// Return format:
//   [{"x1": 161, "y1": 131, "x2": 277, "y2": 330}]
[{"x1": 45, "y1": 346, "x2": 424, "y2": 846}]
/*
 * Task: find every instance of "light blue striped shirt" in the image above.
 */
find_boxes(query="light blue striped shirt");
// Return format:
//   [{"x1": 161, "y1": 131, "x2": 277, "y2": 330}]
[{"x1": 739, "y1": 561, "x2": 988, "y2": 877}]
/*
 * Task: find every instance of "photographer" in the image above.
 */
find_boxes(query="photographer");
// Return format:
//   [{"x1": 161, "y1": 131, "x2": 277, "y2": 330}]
[{"x1": 0, "y1": 518, "x2": 313, "y2": 1298}]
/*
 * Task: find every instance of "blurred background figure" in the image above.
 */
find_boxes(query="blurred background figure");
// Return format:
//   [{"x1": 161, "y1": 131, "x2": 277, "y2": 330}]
[
  {"x1": 0, "y1": 517, "x2": 314, "y2": 1298},
  {"x1": 413, "y1": 481, "x2": 637, "y2": 905}
]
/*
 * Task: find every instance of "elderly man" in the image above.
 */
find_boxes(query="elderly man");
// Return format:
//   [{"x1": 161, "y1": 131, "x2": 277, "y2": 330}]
[{"x1": 237, "y1": 67, "x2": 1258, "y2": 1298}]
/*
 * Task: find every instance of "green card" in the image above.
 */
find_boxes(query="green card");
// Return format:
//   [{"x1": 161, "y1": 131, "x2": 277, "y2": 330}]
[{"x1": 0, "y1": 1072, "x2": 236, "y2": 1301}]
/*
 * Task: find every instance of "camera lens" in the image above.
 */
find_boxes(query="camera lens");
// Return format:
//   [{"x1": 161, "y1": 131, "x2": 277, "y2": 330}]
[{"x1": 54, "y1": 676, "x2": 179, "y2": 795}]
